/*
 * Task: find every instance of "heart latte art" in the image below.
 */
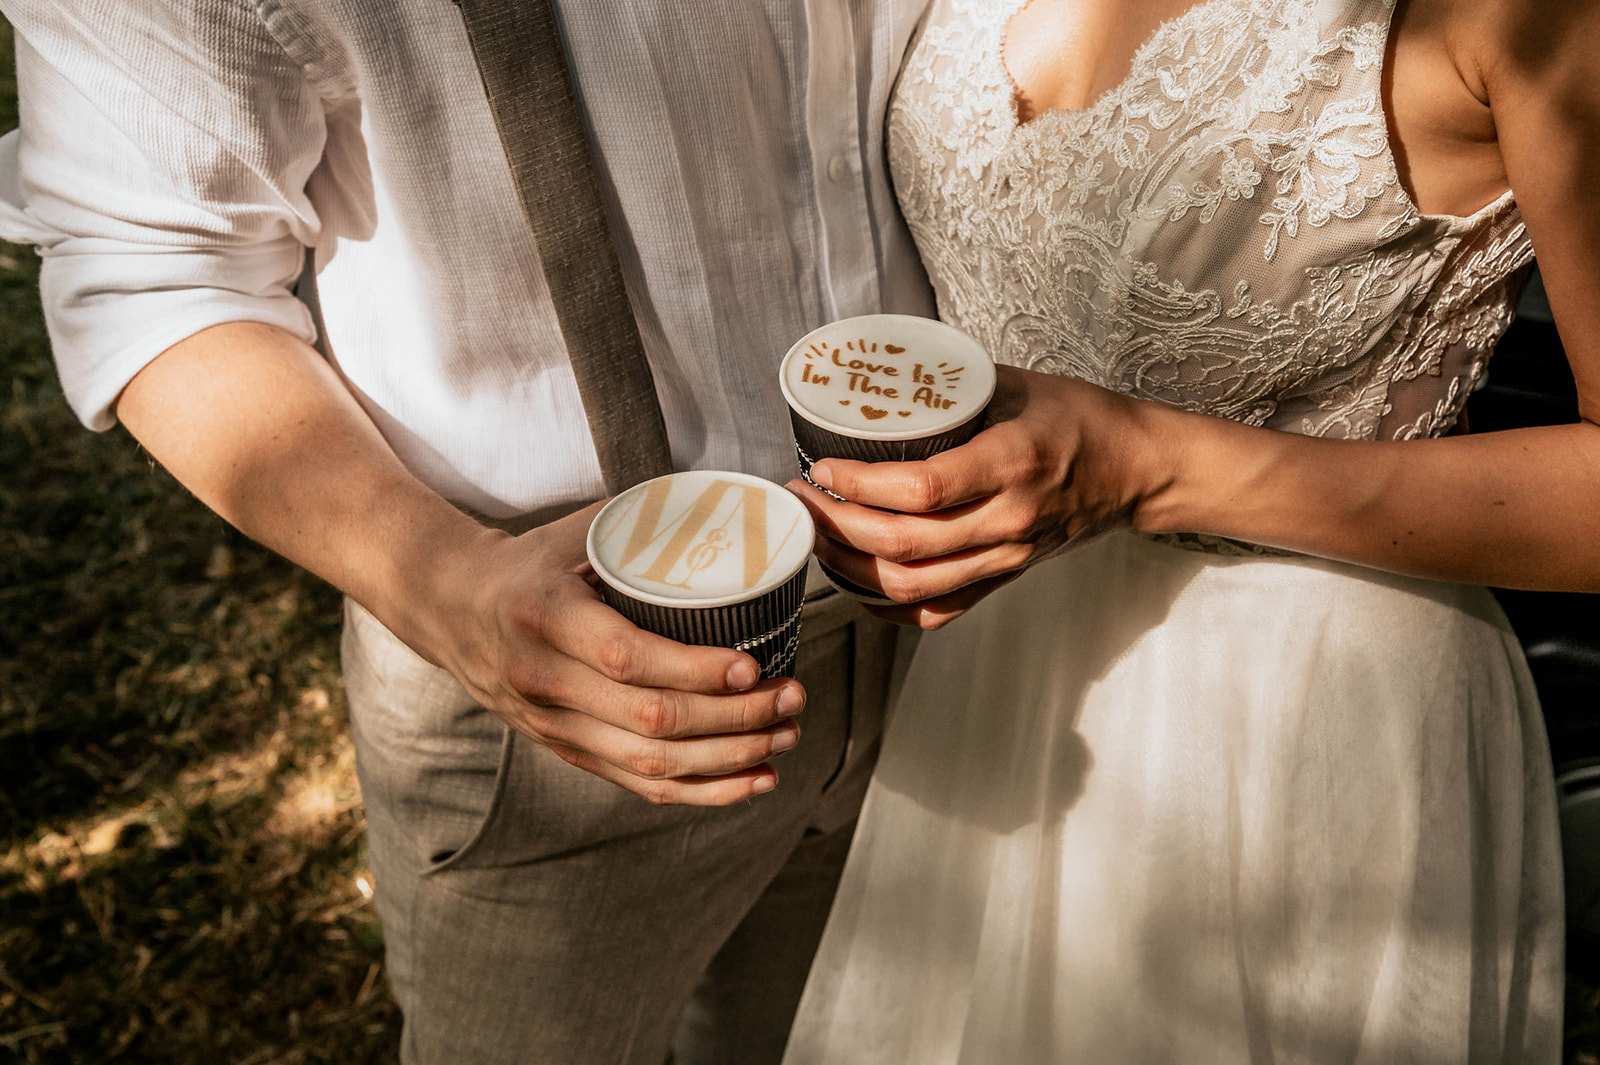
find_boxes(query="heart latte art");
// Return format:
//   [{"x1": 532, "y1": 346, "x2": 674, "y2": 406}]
[{"x1": 780, "y1": 315, "x2": 995, "y2": 441}]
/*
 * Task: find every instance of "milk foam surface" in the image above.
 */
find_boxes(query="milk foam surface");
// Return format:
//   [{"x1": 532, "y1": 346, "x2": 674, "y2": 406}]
[
  {"x1": 587, "y1": 471, "x2": 816, "y2": 608},
  {"x1": 781, "y1": 315, "x2": 995, "y2": 440}
]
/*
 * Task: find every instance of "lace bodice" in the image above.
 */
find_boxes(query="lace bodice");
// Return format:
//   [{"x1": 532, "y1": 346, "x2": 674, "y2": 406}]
[{"x1": 887, "y1": 0, "x2": 1533, "y2": 441}]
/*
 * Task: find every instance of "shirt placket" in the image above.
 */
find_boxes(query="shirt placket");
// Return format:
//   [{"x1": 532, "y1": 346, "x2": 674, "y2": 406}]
[{"x1": 805, "y1": 0, "x2": 883, "y2": 321}]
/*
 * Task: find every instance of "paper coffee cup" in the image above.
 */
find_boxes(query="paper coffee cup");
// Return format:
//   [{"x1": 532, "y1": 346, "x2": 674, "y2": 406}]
[
  {"x1": 779, "y1": 314, "x2": 996, "y2": 482},
  {"x1": 586, "y1": 471, "x2": 816, "y2": 678},
  {"x1": 779, "y1": 314, "x2": 996, "y2": 603}
]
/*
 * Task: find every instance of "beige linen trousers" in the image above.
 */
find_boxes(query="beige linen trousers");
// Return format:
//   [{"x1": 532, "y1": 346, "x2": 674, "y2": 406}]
[{"x1": 341, "y1": 583, "x2": 900, "y2": 1065}]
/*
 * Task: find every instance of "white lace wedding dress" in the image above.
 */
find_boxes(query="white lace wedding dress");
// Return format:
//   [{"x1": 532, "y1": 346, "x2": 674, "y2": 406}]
[{"x1": 782, "y1": 0, "x2": 1564, "y2": 1061}]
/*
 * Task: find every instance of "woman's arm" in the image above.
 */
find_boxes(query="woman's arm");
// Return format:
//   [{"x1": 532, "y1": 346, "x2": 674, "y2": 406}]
[
  {"x1": 793, "y1": 0, "x2": 1600, "y2": 628},
  {"x1": 1171, "y1": 0, "x2": 1600, "y2": 587}
]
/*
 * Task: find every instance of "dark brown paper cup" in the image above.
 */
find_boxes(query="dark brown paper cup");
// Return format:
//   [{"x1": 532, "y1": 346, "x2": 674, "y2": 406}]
[
  {"x1": 595, "y1": 568, "x2": 807, "y2": 678},
  {"x1": 780, "y1": 315, "x2": 996, "y2": 602},
  {"x1": 789, "y1": 406, "x2": 988, "y2": 494}
]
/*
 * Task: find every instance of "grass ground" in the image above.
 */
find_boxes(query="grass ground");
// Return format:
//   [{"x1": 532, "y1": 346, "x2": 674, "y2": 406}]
[
  {"x1": 0, "y1": 22, "x2": 398, "y2": 1061},
  {"x1": 0, "y1": 13, "x2": 1596, "y2": 1065},
  {"x1": 0, "y1": 263, "x2": 399, "y2": 1059}
]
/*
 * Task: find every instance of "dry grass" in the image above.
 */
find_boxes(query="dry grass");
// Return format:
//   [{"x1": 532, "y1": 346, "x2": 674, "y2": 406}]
[
  {"x1": 0, "y1": 264, "x2": 400, "y2": 1062},
  {"x1": 0, "y1": 20, "x2": 398, "y2": 1060},
  {"x1": 0, "y1": 288, "x2": 399, "y2": 1058}
]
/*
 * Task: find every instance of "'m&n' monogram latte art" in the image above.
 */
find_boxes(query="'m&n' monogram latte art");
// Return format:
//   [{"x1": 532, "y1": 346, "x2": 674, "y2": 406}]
[{"x1": 588, "y1": 471, "x2": 816, "y2": 608}]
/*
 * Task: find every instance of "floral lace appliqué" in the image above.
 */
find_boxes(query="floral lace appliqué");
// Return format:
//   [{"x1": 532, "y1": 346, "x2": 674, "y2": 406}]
[{"x1": 888, "y1": 0, "x2": 1532, "y2": 448}]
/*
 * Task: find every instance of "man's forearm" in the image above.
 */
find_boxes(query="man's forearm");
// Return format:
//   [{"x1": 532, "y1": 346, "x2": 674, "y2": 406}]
[
  {"x1": 115, "y1": 320, "x2": 498, "y2": 666},
  {"x1": 114, "y1": 320, "x2": 801, "y2": 806}
]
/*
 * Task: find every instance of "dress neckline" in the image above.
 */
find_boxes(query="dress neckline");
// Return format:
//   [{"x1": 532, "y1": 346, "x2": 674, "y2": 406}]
[
  {"x1": 997, "y1": 0, "x2": 1242, "y2": 128},
  {"x1": 983, "y1": 0, "x2": 1513, "y2": 230}
]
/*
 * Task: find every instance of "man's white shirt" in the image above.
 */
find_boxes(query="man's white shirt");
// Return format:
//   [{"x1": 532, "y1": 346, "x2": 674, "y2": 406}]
[{"x1": 0, "y1": 0, "x2": 934, "y2": 516}]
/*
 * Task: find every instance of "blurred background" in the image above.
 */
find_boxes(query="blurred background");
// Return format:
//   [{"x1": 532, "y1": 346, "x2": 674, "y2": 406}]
[{"x1": 0, "y1": 15, "x2": 1596, "y2": 1065}]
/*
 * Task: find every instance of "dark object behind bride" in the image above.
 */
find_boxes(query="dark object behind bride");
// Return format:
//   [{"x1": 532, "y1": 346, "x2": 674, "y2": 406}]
[{"x1": 1472, "y1": 280, "x2": 1600, "y2": 956}]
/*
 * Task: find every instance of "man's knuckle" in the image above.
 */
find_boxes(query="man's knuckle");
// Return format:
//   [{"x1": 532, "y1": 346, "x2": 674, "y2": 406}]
[
  {"x1": 733, "y1": 692, "x2": 768, "y2": 733},
  {"x1": 632, "y1": 693, "x2": 665, "y2": 737},
  {"x1": 630, "y1": 745, "x2": 673, "y2": 780},
  {"x1": 598, "y1": 634, "x2": 638, "y2": 681},
  {"x1": 878, "y1": 522, "x2": 917, "y2": 563},
  {"x1": 510, "y1": 593, "x2": 549, "y2": 633},
  {"x1": 549, "y1": 743, "x2": 591, "y2": 771},
  {"x1": 883, "y1": 570, "x2": 924, "y2": 603},
  {"x1": 640, "y1": 780, "x2": 675, "y2": 807},
  {"x1": 1000, "y1": 504, "x2": 1039, "y2": 541},
  {"x1": 508, "y1": 661, "x2": 550, "y2": 700}
]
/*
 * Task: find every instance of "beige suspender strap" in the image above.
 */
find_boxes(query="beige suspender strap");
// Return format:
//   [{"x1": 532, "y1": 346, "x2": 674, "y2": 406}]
[{"x1": 453, "y1": 0, "x2": 674, "y2": 494}]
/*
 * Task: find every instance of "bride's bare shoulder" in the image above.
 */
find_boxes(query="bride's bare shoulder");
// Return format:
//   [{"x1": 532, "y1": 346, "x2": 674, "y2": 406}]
[
  {"x1": 1449, "y1": 0, "x2": 1600, "y2": 89},
  {"x1": 1452, "y1": 0, "x2": 1600, "y2": 412}
]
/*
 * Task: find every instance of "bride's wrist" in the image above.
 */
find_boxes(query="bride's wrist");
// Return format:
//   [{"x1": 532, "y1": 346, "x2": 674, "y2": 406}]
[{"x1": 1128, "y1": 401, "x2": 1234, "y2": 537}]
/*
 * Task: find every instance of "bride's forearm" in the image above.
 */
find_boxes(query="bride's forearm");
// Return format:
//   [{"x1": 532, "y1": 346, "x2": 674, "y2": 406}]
[{"x1": 1140, "y1": 407, "x2": 1600, "y2": 592}]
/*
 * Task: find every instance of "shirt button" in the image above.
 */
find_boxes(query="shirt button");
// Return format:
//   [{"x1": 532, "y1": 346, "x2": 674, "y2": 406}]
[{"x1": 826, "y1": 154, "x2": 847, "y2": 183}]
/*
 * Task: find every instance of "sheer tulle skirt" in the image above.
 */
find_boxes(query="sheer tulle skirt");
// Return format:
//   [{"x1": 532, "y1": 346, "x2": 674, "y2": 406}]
[{"x1": 784, "y1": 533, "x2": 1563, "y2": 1064}]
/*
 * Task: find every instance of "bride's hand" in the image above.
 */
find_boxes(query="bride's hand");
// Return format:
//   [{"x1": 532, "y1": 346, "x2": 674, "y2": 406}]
[{"x1": 786, "y1": 365, "x2": 1178, "y2": 628}]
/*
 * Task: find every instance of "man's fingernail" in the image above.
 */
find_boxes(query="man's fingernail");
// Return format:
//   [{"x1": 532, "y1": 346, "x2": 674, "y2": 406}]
[
  {"x1": 776, "y1": 685, "x2": 806, "y2": 717},
  {"x1": 751, "y1": 775, "x2": 776, "y2": 795},
  {"x1": 810, "y1": 462, "x2": 833, "y2": 490},
  {"x1": 771, "y1": 723, "x2": 800, "y2": 753},
  {"x1": 727, "y1": 660, "x2": 759, "y2": 690}
]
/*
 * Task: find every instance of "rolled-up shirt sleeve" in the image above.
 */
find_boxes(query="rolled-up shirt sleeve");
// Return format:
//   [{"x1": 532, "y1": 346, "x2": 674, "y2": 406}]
[{"x1": 0, "y1": 1, "x2": 328, "y2": 429}]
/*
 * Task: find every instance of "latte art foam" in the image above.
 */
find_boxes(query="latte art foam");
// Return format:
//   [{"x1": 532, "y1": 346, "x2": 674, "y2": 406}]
[
  {"x1": 587, "y1": 471, "x2": 816, "y2": 608},
  {"x1": 781, "y1": 315, "x2": 995, "y2": 440}
]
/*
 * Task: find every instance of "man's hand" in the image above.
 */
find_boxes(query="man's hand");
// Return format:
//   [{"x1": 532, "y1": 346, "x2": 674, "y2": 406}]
[
  {"x1": 788, "y1": 365, "x2": 1174, "y2": 629},
  {"x1": 415, "y1": 504, "x2": 805, "y2": 807},
  {"x1": 116, "y1": 322, "x2": 802, "y2": 808}
]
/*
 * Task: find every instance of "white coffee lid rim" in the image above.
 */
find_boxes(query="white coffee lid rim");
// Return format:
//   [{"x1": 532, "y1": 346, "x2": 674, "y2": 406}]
[
  {"x1": 779, "y1": 314, "x2": 996, "y2": 441},
  {"x1": 586, "y1": 470, "x2": 817, "y2": 609}
]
